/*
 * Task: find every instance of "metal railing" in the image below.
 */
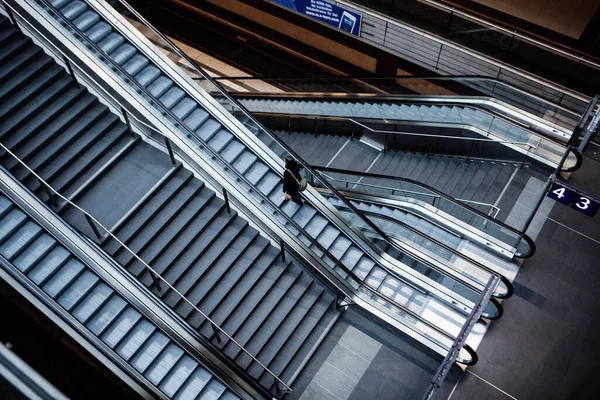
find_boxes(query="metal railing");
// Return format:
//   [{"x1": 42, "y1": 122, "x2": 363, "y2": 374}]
[
  {"x1": 320, "y1": 0, "x2": 596, "y2": 107},
  {"x1": 317, "y1": 190, "x2": 513, "y2": 299},
  {"x1": 417, "y1": 0, "x2": 599, "y2": 64},
  {"x1": 19, "y1": 0, "x2": 495, "y2": 364},
  {"x1": 213, "y1": 75, "x2": 583, "y2": 126},
  {"x1": 0, "y1": 141, "x2": 293, "y2": 395},
  {"x1": 68, "y1": 0, "x2": 493, "y2": 311},
  {"x1": 9, "y1": 0, "x2": 486, "y2": 364},
  {"x1": 4, "y1": 0, "x2": 480, "y2": 367},
  {"x1": 253, "y1": 107, "x2": 585, "y2": 170},
  {"x1": 0, "y1": 3, "x2": 292, "y2": 394}
]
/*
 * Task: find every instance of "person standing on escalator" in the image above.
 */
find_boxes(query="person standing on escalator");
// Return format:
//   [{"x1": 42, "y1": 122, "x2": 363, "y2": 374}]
[{"x1": 283, "y1": 156, "x2": 306, "y2": 207}]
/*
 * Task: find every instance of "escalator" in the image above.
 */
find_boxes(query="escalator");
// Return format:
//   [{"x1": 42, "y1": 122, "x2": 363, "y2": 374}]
[
  {"x1": 10, "y1": 0, "x2": 507, "y2": 356},
  {"x1": 235, "y1": 93, "x2": 572, "y2": 142},
  {"x1": 308, "y1": 166, "x2": 535, "y2": 260},
  {"x1": 234, "y1": 93, "x2": 580, "y2": 170},
  {"x1": 0, "y1": 170, "x2": 245, "y2": 400},
  {"x1": 0, "y1": 4, "x2": 497, "y2": 400}
]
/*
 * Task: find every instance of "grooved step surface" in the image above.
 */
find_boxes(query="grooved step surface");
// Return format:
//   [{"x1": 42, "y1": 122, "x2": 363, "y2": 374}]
[{"x1": 0, "y1": 191, "x2": 236, "y2": 400}]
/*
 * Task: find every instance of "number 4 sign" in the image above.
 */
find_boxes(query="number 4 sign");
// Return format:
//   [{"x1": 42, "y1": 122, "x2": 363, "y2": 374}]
[
  {"x1": 547, "y1": 182, "x2": 600, "y2": 217},
  {"x1": 548, "y1": 183, "x2": 576, "y2": 205}
]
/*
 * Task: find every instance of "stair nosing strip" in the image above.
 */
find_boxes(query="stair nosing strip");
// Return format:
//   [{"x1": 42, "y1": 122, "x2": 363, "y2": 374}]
[
  {"x1": 256, "y1": 289, "x2": 328, "y2": 383},
  {"x1": 109, "y1": 172, "x2": 196, "y2": 252},
  {"x1": 180, "y1": 237, "x2": 270, "y2": 321},
  {"x1": 171, "y1": 229, "x2": 259, "y2": 311},
  {"x1": 243, "y1": 280, "x2": 317, "y2": 368},
  {"x1": 152, "y1": 203, "x2": 232, "y2": 283}
]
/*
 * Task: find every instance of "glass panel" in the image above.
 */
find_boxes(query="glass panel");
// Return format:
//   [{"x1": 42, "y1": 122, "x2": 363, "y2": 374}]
[{"x1": 312, "y1": 168, "x2": 534, "y2": 258}]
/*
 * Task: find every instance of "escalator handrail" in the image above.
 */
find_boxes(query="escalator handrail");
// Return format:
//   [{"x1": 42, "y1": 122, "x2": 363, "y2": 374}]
[
  {"x1": 318, "y1": 174, "x2": 499, "y2": 217},
  {"x1": 0, "y1": 164, "x2": 256, "y2": 399},
  {"x1": 81, "y1": 0, "x2": 496, "y2": 314},
  {"x1": 214, "y1": 75, "x2": 584, "y2": 117},
  {"x1": 561, "y1": 146, "x2": 583, "y2": 172},
  {"x1": 417, "y1": 0, "x2": 600, "y2": 66},
  {"x1": 29, "y1": 0, "x2": 474, "y2": 361},
  {"x1": 236, "y1": 91, "x2": 571, "y2": 145},
  {"x1": 328, "y1": 196, "x2": 514, "y2": 299},
  {"x1": 311, "y1": 165, "x2": 537, "y2": 258},
  {"x1": 0, "y1": 5, "x2": 293, "y2": 394}
]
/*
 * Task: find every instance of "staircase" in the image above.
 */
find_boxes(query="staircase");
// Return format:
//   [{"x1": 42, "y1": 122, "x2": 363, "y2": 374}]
[
  {"x1": 269, "y1": 130, "x2": 516, "y2": 206},
  {"x1": 0, "y1": 14, "x2": 341, "y2": 395},
  {"x1": 0, "y1": 191, "x2": 240, "y2": 400},
  {"x1": 31, "y1": 0, "x2": 486, "y2": 338}
]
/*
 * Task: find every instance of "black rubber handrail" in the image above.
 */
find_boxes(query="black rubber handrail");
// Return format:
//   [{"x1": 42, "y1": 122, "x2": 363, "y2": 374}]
[
  {"x1": 324, "y1": 192, "x2": 514, "y2": 299},
  {"x1": 311, "y1": 165, "x2": 537, "y2": 258},
  {"x1": 34, "y1": 0, "x2": 479, "y2": 364},
  {"x1": 561, "y1": 146, "x2": 583, "y2": 172}
]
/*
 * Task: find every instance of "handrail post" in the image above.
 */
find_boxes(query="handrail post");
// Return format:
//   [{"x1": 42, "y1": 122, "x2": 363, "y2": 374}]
[
  {"x1": 384, "y1": 133, "x2": 388, "y2": 153},
  {"x1": 2, "y1": 1, "x2": 21, "y2": 33},
  {"x1": 222, "y1": 188, "x2": 231, "y2": 214},
  {"x1": 521, "y1": 145, "x2": 573, "y2": 233},
  {"x1": 37, "y1": 179, "x2": 59, "y2": 207},
  {"x1": 444, "y1": 10, "x2": 453, "y2": 37},
  {"x1": 163, "y1": 137, "x2": 176, "y2": 165},
  {"x1": 435, "y1": 44, "x2": 443, "y2": 70},
  {"x1": 351, "y1": 123, "x2": 355, "y2": 141},
  {"x1": 62, "y1": 56, "x2": 79, "y2": 88},
  {"x1": 336, "y1": 291, "x2": 352, "y2": 309},
  {"x1": 84, "y1": 214, "x2": 102, "y2": 239},
  {"x1": 504, "y1": 32, "x2": 516, "y2": 61},
  {"x1": 121, "y1": 107, "x2": 135, "y2": 137},
  {"x1": 211, "y1": 323, "x2": 223, "y2": 343},
  {"x1": 146, "y1": 269, "x2": 162, "y2": 291},
  {"x1": 466, "y1": 141, "x2": 475, "y2": 163},
  {"x1": 280, "y1": 239, "x2": 286, "y2": 262},
  {"x1": 288, "y1": 116, "x2": 291, "y2": 135},
  {"x1": 521, "y1": 145, "x2": 531, "y2": 168},
  {"x1": 421, "y1": 274, "x2": 500, "y2": 400}
]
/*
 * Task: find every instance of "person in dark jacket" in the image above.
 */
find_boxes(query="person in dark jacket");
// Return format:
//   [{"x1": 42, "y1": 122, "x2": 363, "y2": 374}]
[{"x1": 283, "y1": 156, "x2": 303, "y2": 207}]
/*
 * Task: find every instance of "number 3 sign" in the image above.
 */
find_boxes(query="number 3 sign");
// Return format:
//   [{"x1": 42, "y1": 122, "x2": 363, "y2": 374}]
[
  {"x1": 547, "y1": 182, "x2": 600, "y2": 217},
  {"x1": 570, "y1": 195, "x2": 600, "y2": 217}
]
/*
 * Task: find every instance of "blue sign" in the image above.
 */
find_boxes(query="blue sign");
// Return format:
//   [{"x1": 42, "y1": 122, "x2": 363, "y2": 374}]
[
  {"x1": 547, "y1": 181, "x2": 600, "y2": 217},
  {"x1": 570, "y1": 194, "x2": 600, "y2": 217},
  {"x1": 547, "y1": 182, "x2": 576, "y2": 205},
  {"x1": 273, "y1": 0, "x2": 362, "y2": 36}
]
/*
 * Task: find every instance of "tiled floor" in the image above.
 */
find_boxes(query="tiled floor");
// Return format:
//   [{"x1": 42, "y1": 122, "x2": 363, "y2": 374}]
[{"x1": 447, "y1": 151, "x2": 600, "y2": 400}]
